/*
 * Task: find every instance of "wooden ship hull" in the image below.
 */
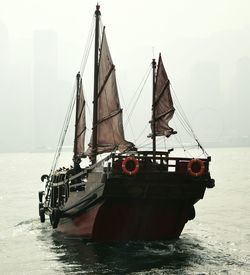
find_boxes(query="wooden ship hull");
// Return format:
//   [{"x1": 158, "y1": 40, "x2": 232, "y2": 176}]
[
  {"x1": 58, "y1": 201, "x2": 191, "y2": 241},
  {"x1": 41, "y1": 152, "x2": 214, "y2": 241}
]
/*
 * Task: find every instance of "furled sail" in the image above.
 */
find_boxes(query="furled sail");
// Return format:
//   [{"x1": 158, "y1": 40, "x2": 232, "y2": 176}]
[
  {"x1": 150, "y1": 54, "x2": 176, "y2": 138},
  {"x1": 87, "y1": 29, "x2": 133, "y2": 156},
  {"x1": 73, "y1": 74, "x2": 86, "y2": 160}
]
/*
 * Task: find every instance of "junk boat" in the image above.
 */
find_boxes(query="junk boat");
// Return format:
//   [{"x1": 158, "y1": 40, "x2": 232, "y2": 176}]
[{"x1": 38, "y1": 5, "x2": 215, "y2": 241}]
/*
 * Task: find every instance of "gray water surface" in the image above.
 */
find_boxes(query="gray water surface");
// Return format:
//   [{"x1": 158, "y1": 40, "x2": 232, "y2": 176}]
[{"x1": 0, "y1": 148, "x2": 250, "y2": 274}]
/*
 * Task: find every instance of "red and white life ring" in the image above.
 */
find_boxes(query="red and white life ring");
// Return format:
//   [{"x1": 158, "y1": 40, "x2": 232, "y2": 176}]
[
  {"x1": 187, "y1": 158, "x2": 205, "y2": 177},
  {"x1": 122, "y1": 156, "x2": 140, "y2": 176}
]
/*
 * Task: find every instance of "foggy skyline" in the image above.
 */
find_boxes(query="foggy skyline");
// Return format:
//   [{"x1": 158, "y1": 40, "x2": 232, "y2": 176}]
[{"x1": 1, "y1": 0, "x2": 250, "y2": 152}]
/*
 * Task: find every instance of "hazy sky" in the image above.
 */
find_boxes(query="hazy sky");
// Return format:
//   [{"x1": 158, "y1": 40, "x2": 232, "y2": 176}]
[
  {"x1": 2, "y1": 0, "x2": 250, "y2": 76},
  {"x1": 1, "y1": 0, "x2": 250, "y2": 151},
  {"x1": 2, "y1": 0, "x2": 250, "y2": 36}
]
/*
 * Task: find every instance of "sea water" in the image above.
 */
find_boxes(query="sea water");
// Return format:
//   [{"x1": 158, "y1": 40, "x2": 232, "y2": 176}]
[{"x1": 0, "y1": 147, "x2": 249, "y2": 274}]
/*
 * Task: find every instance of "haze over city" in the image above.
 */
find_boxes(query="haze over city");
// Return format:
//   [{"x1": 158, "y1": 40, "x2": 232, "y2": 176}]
[{"x1": 1, "y1": 0, "x2": 250, "y2": 152}]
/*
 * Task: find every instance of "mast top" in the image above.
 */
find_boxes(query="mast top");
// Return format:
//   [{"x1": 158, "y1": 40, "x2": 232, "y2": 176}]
[
  {"x1": 152, "y1": 58, "x2": 156, "y2": 69},
  {"x1": 95, "y1": 4, "x2": 101, "y2": 15}
]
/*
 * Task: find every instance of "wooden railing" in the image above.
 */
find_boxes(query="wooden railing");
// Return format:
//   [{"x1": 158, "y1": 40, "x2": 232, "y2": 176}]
[{"x1": 110, "y1": 151, "x2": 210, "y2": 174}]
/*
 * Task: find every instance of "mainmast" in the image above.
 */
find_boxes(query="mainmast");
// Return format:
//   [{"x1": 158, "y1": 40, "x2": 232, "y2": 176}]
[
  {"x1": 92, "y1": 4, "x2": 101, "y2": 164},
  {"x1": 152, "y1": 58, "x2": 156, "y2": 163}
]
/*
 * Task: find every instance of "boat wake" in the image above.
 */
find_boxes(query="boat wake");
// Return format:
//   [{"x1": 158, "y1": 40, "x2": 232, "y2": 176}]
[
  {"x1": 40, "y1": 232, "x2": 250, "y2": 275},
  {"x1": 15, "y1": 218, "x2": 38, "y2": 227},
  {"x1": 13, "y1": 218, "x2": 51, "y2": 237}
]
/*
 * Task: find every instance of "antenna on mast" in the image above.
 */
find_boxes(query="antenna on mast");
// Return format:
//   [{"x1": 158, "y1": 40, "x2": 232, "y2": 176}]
[{"x1": 152, "y1": 47, "x2": 155, "y2": 59}]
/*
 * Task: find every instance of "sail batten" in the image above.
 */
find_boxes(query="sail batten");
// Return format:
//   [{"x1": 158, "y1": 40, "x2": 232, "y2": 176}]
[
  {"x1": 150, "y1": 54, "x2": 176, "y2": 138},
  {"x1": 87, "y1": 28, "x2": 133, "y2": 157},
  {"x1": 97, "y1": 64, "x2": 115, "y2": 99},
  {"x1": 96, "y1": 109, "x2": 122, "y2": 125}
]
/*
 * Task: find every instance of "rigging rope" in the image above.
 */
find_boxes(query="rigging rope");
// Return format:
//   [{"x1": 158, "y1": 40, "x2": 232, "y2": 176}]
[
  {"x1": 49, "y1": 16, "x2": 95, "y2": 176},
  {"x1": 170, "y1": 84, "x2": 208, "y2": 156},
  {"x1": 124, "y1": 65, "x2": 151, "y2": 127},
  {"x1": 117, "y1": 80, "x2": 136, "y2": 143},
  {"x1": 132, "y1": 73, "x2": 208, "y2": 157},
  {"x1": 80, "y1": 18, "x2": 95, "y2": 76},
  {"x1": 135, "y1": 122, "x2": 150, "y2": 143},
  {"x1": 137, "y1": 136, "x2": 168, "y2": 150},
  {"x1": 50, "y1": 84, "x2": 76, "y2": 176}
]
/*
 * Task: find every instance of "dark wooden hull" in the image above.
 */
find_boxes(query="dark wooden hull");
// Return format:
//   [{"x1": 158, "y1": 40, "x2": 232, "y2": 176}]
[
  {"x1": 56, "y1": 172, "x2": 206, "y2": 240},
  {"x1": 57, "y1": 199, "x2": 194, "y2": 241},
  {"x1": 43, "y1": 152, "x2": 214, "y2": 241}
]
